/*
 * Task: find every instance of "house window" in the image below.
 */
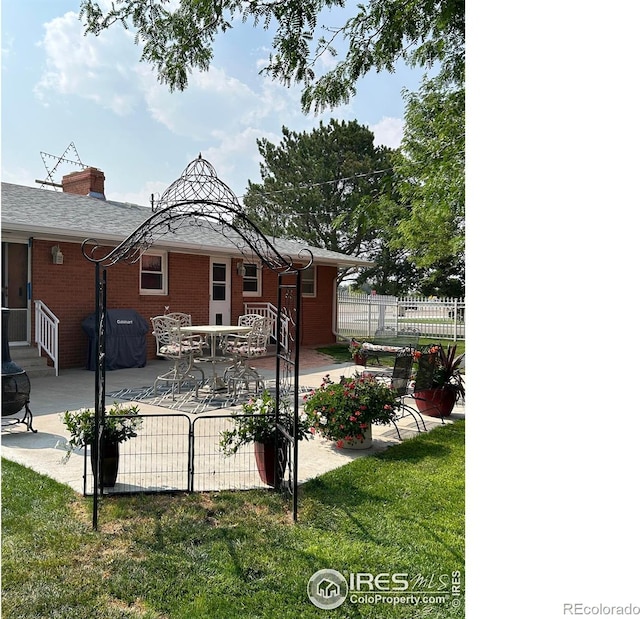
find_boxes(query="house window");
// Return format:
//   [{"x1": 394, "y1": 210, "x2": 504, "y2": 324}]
[
  {"x1": 242, "y1": 263, "x2": 261, "y2": 296},
  {"x1": 301, "y1": 266, "x2": 316, "y2": 297},
  {"x1": 140, "y1": 252, "x2": 167, "y2": 294}
]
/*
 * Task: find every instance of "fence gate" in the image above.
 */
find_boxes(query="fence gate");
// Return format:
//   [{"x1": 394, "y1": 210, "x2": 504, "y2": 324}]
[{"x1": 82, "y1": 155, "x2": 312, "y2": 529}]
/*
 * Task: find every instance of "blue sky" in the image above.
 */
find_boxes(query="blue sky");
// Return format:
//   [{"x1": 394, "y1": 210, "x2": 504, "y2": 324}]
[{"x1": 1, "y1": 0, "x2": 424, "y2": 205}]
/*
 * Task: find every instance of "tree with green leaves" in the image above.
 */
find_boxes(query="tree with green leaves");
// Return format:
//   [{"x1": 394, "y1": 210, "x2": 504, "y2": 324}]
[
  {"x1": 242, "y1": 119, "x2": 395, "y2": 282},
  {"x1": 79, "y1": 0, "x2": 464, "y2": 112},
  {"x1": 391, "y1": 76, "x2": 465, "y2": 293},
  {"x1": 243, "y1": 118, "x2": 430, "y2": 292},
  {"x1": 353, "y1": 245, "x2": 424, "y2": 296}
]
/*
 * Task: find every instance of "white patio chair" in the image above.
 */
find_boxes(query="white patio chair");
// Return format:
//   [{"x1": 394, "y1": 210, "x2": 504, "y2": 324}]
[
  {"x1": 222, "y1": 315, "x2": 273, "y2": 399},
  {"x1": 150, "y1": 315, "x2": 205, "y2": 397},
  {"x1": 164, "y1": 312, "x2": 207, "y2": 354},
  {"x1": 215, "y1": 313, "x2": 266, "y2": 363}
]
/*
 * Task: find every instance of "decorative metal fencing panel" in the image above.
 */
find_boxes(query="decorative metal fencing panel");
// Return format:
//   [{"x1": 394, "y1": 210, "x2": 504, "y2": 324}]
[
  {"x1": 83, "y1": 413, "x2": 281, "y2": 495},
  {"x1": 192, "y1": 414, "x2": 275, "y2": 492},
  {"x1": 337, "y1": 291, "x2": 465, "y2": 341}
]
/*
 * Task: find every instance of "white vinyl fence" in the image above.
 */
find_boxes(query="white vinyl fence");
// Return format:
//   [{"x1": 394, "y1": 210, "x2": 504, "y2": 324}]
[{"x1": 337, "y1": 292, "x2": 465, "y2": 342}]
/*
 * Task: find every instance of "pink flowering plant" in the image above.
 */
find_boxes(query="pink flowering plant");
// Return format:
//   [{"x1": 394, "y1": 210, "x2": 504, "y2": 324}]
[
  {"x1": 219, "y1": 391, "x2": 312, "y2": 456},
  {"x1": 303, "y1": 374, "x2": 398, "y2": 447},
  {"x1": 348, "y1": 338, "x2": 364, "y2": 359}
]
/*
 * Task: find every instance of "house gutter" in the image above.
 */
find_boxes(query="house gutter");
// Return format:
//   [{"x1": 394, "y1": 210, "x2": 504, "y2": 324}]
[
  {"x1": 3, "y1": 223, "x2": 243, "y2": 257},
  {"x1": 332, "y1": 276, "x2": 342, "y2": 341}
]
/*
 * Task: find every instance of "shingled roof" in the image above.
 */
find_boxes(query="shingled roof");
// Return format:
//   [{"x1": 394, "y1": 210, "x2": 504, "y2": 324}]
[{"x1": 1, "y1": 182, "x2": 373, "y2": 267}]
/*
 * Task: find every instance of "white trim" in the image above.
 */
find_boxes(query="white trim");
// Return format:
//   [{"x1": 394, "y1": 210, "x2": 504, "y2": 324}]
[
  {"x1": 209, "y1": 257, "x2": 231, "y2": 325},
  {"x1": 241, "y1": 262, "x2": 262, "y2": 297},
  {"x1": 301, "y1": 265, "x2": 316, "y2": 297},
  {"x1": 139, "y1": 250, "x2": 168, "y2": 295}
]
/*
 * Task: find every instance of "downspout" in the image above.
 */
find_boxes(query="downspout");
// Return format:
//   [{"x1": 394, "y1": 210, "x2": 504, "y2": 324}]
[{"x1": 331, "y1": 275, "x2": 345, "y2": 342}]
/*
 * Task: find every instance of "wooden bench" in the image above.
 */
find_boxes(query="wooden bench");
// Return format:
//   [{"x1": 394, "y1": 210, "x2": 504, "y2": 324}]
[{"x1": 352, "y1": 331, "x2": 419, "y2": 367}]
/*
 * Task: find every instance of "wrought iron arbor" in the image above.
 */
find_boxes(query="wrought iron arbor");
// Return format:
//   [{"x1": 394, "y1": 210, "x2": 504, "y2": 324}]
[{"x1": 82, "y1": 155, "x2": 312, "y2": 529}]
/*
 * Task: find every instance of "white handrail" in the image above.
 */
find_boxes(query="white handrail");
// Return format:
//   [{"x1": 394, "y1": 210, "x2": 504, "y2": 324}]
[
  {"x1": 243, "y1": 301, "x2": 288, "y2": 352},
  {"x1": 34, "y1": 300, "x2": 60, "y2": 376}
]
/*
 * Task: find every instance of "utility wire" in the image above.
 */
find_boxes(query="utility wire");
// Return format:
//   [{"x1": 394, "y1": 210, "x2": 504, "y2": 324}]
[{"x1": 238, "y1": 167, "x2": 394, "y2": 200}]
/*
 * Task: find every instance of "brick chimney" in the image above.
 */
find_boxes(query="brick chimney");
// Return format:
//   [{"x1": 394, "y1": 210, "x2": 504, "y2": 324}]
[{"x1": 61, "y1": 167, "x2": 106, "y2": 200}]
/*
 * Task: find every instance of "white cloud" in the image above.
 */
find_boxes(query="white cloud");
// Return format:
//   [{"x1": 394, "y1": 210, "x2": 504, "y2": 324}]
[
  {"x1": 35, "y1": 11, "x2": 141, "y2": 115},
  {"x1": 202, "y1": 126, "x2": 282, "y2": 195},
  {"x1": 1, "y1": 34, "x2": 15, "y2": 62},
  {"x1": 371, "y1": 116, "x2": 404, "y2": 149},
  {"x1": 137, "y1": 63, "x2": 262, "y2": 139},
  {"x1": 108, "y1": 180, "x2": 170, "y2": 209},
  {"x1": 1, "y1": 165, "x2": 37, "y2": 188}
]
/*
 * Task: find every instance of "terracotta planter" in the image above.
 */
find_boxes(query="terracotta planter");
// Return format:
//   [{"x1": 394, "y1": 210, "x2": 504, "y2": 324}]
[
  {"x1": 339, "y1": 424, "x2": 373, "y2": 450},
  {"x1": 254, "y1": 440, "x2": 287, "y2": 487},
  {"x1": 90, "y1": 438, "x2": 120, "y2": 487},
  {"x1": 353, "y1": 353, "x2": 366, "y2": 366},
  {"x1": 413, "y1": 387, "x2": 458, "y2": 418}
]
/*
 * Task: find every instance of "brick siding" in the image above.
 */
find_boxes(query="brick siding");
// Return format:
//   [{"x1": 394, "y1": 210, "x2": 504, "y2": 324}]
[{"x1": 32, "y1": 241, "x2": 337, "y2": 368}]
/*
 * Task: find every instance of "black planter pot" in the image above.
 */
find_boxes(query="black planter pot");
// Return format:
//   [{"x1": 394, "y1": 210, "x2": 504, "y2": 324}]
[{"x1": 90, "y1": 438, "x2": 120, "y2": 487}]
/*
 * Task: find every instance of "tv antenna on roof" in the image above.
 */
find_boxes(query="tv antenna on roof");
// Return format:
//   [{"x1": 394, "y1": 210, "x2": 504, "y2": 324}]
[{"x1": 36, "y1": 142, "x2": 85, "y2": 190}]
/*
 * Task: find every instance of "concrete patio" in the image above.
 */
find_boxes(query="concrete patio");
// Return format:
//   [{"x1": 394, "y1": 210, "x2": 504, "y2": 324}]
[{"x1": 1, "y1": 348, "x2": 464, "y2": 494}]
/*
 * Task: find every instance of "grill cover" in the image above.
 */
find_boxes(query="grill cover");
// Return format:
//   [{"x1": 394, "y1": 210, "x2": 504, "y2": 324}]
[{"x1": 82, "y1": 309, "x2": 149, "y2": 371}]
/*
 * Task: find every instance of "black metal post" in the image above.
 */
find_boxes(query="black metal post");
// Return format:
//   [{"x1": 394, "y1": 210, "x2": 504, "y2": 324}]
[
  {"x1": 92, "y1": 263, "x2": 100, "y2": 529},
  {"x1": 292, "y1": 269, "x2": 301, "y2": 522},
  {"x1": 274, "y1": 278, "x2": 283, "y2": 491},
  {"x1": 92, "y1": 264, "x2": 107, "y2": 530}
]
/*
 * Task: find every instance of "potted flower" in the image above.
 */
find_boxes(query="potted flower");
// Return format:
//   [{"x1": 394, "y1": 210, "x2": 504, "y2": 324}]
[
  {"x1": 61, "y1": 402, "x2": 142, "y2": 487},
  {"x1": 412, "y1": 344, "x2": 465, "y2": 418},
  {"x1": 348, "y1": 339, "x2": 366, "y2": 365},
  {"x1": 219, "y1": 391, "x2": 312, "y2": 487},
  {"x1": 303, "y1": 374, "x2": 398, "y2": 449}
]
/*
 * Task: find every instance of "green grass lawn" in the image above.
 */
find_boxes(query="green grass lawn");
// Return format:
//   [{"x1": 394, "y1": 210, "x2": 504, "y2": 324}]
[{"x1": 2, "y1": 422, "x2": 464, "y2": 619}]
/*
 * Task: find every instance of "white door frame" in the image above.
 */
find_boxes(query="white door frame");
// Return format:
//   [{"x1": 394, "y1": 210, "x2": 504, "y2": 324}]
[{"x1": 209, "y1": 257, "x2": 231, "y2": 325}]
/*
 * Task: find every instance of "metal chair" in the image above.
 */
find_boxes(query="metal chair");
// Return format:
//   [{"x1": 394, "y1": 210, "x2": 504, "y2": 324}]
[
  {"x1": 150, "y1": 315, "x2": 205, "y2": 397},
  {"x1": 223, "y1": 315, "x2": 273, "y2": 399},
  {"x1": 374, "y1": 349, "x2": 426, "y2": 437},
  {"x1": 164, "y1": 312, "x2": 207, "y2": 354},
  {"x1": 237, "y1": 313, "x2": 267, "y2": 328},
  {"x1": 209, "y1": 313, "x2": 265, "y2": 366}
]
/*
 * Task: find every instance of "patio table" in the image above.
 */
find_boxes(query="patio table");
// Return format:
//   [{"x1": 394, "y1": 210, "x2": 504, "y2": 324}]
[{"x1": 179, "y1": 324, "x2": 252, "y2": 396}]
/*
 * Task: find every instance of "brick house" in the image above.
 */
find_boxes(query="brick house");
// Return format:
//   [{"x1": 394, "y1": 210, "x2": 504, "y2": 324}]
[{"x1": 1, "y1": 166, "x2": 370, "y2": 370}]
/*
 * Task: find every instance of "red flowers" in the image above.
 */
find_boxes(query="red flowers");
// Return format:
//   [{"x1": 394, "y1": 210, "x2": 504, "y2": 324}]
[{"x1": 303, "y1": 373, "x2": 398, "y2": 443}]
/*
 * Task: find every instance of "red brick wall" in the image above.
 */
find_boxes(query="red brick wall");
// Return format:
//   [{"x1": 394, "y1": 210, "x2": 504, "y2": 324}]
[
  {"x1": 230, "y1": 260, "x2": 337, "y2": 346},
  {"x1": 32, "y1": 242, "x2": 337, "y2": 368},
  {"x1": 302, "y1": 264, "x2": 338, "y2": 345},
  {"x1": 61, "y1": 167, "x2": 105, "y2": 196}
]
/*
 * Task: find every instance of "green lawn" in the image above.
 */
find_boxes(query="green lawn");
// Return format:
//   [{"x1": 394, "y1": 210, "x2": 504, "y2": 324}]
[{"x1": 2, "y1": 422, "x2": 464, "y2": 619}]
